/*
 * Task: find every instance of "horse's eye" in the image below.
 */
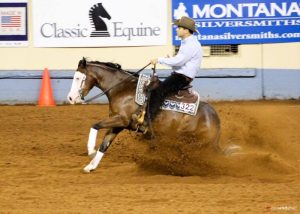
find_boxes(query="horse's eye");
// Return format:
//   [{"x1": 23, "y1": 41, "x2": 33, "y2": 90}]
[{"x1": 76, "y1": 78, "x2": 80, "y2": 80}]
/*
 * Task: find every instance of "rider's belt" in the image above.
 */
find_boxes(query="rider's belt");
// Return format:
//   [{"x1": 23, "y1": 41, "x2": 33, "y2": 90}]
[{"x1": 173, "y1": 72, "x2": 193, "y2": 83}]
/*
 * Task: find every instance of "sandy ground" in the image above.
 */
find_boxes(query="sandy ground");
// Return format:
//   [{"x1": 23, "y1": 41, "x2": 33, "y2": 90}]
[{"x1": 0, "y1": 101, "x2": 299, "y2": 213}]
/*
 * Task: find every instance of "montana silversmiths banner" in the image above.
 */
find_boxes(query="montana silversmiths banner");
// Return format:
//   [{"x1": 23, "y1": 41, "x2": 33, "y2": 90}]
[
  {"x1": 0, "y1": 0, "x2": 28, "y2": 47},
  {"x1": 172, "y1": 0, "x2": 300, "y2": 45},
  {"x1": 32, "y1": 0, "x2": 167, "y2": 47}
]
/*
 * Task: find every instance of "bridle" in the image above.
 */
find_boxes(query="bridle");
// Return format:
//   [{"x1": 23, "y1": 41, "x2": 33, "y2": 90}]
[
  {"x1": 78, "y1": 74, "x2": 86, "y2": 101},
  {"x1": 81, "y1": 62, "x2": 152, "y2": 103}
]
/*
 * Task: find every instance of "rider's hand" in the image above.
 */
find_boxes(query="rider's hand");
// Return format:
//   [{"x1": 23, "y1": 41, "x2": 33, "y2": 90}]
[{"x1": 150, "y1": 58, "x2": 158, "y2": 65}]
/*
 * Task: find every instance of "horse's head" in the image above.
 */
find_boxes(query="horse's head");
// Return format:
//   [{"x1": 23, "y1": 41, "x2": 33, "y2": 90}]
[{"x1": 67, "y1": 58, "x2": 97, "y2": 104}]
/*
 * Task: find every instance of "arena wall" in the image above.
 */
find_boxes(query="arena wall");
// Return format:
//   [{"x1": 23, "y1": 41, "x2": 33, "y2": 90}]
[{"x1": 0, "y1": 0, "x2": 299, "y2": 103}]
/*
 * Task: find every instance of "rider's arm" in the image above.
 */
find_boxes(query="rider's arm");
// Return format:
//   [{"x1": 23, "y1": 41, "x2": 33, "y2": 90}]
[{"x1": 158, "y1": 44, "x2": 193, "y2": 67}]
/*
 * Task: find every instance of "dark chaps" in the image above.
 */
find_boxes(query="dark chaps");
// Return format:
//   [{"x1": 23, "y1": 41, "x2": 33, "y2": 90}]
[{"x1": 148, "y1": 72, "x2": 192, "y2": 120}]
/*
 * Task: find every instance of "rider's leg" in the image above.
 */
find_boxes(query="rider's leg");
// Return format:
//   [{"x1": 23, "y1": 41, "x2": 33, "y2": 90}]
[
  {"x1": 148, "y1": 73, "x2": 191, "y2": 120},
  {"x1": 134, "y1": 73, "x2": 190, "y2": 136}
]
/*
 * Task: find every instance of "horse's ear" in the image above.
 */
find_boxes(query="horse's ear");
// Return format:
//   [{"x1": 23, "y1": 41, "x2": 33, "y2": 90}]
[
  {"x1": 82, "y1": 57, "x2": 87, "y2": 67},
  {"x1": 78, "y1": 57, "x2": 87, "y2": 68}
]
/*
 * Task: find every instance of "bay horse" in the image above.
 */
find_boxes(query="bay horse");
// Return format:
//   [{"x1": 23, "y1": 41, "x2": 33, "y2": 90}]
[{"x1": 67, "y1": 58, "x2": 222, "y2": 173}]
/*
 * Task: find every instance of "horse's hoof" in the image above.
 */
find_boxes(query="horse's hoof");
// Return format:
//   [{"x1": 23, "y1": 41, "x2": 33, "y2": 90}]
[
  {"x1": 223, "y1": 144, "x2": 242, "y2": 156},
  {"x1": 82, "y1": 164, "x2": 94, "y2": 173},
  {"x1": 82, "y1": 168, "x2": 91, "y2": 173}
]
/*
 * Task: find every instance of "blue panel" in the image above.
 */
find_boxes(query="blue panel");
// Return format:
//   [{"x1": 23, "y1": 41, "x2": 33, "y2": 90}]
[
  {"x1": 172, "y1": 0, "x2": 300, "y2": 45},
  {"x1": 0, "y1": 69, "x2": 299, "y2": 104},
  {"x1": 263, "y1": 69, "x2": 300, "y2": 99},
  {"x1": 0, "y1": 71, "x2": 108, "y2": 104},
  {"x1": 191, "y1": 69, "x2": 262, "y2": 100}
]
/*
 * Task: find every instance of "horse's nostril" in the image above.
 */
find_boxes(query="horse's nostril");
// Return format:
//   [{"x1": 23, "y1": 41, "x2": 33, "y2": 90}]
[{"x1": 69, "y1": 97, "x2": 72, "y2": 101}]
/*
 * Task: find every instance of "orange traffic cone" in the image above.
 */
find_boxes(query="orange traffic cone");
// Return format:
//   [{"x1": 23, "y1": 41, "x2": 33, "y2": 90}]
[{"x1": 38, "y1": 68, "x2": 56, "y2": 106}]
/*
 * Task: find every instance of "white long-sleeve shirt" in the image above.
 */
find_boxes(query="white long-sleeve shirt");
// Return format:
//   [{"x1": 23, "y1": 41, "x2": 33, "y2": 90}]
[{"x1": 158, "y1": 35, "x2": 202, "y2": 79}]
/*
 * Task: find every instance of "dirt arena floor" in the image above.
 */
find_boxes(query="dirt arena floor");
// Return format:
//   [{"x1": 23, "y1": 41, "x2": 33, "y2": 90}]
[{"x1": 0, "y1": 100, "x2": 299, "y2": 213}]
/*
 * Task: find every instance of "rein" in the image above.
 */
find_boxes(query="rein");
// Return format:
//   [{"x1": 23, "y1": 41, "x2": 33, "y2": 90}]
[
  {"x1": 84, "y1": 62, "x2": 151, "y2": 103},
  {"x1": 145, "y1": 64, "x2": 156, "y2": 139}
]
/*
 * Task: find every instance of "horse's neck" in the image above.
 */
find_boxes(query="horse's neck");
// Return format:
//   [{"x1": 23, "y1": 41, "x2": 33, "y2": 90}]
[
  {"x1": 96, "y1": 69, "x2": 137, "y2": 100},
  {"x1": 111, "y1": 73, "x2": 137, "y2": 93}
]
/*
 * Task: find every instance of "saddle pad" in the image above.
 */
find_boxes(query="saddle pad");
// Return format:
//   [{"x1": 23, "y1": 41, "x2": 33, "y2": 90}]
[
  {"x1": 135, "y1": 74, "x2": 200, "y2": 116},
  {"x1": 135, "y1": 74, "x2": 150, "y2": 105}
]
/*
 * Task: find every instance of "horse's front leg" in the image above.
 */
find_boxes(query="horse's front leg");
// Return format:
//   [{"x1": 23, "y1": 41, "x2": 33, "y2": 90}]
[
  {"x1": 83, "y1": 115, "x2": 128, "y2": 173},
  {"x1": 87, "y1": 115, "x2": 127, "y2": 156}
]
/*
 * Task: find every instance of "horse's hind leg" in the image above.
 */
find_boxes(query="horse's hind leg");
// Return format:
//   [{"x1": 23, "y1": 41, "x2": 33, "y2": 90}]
[{"x1": 83, "y1": 127, "x2": 122, "y2": 173}]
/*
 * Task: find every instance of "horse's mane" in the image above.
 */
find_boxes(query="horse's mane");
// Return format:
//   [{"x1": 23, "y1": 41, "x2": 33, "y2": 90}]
[
  {"x1": 78, "y1": 57, "x2": 139, "y2": 77},
  {"x1": 90, "y1": 61, "x2": 122, "y2": 70}
]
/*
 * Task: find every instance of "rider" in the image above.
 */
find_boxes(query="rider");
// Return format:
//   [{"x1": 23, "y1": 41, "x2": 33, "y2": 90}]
[{"x1": 133, "y1": 16, "x2": 203, "y2": 131}]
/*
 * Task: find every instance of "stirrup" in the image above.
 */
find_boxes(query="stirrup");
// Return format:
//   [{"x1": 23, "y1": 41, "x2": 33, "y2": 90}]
[
  {"x1": 132, "y1": 110, "x2": 146, "y2": 125},
  {"x1": 137, "y1": 110, "x2": 146, "y2": 124}
]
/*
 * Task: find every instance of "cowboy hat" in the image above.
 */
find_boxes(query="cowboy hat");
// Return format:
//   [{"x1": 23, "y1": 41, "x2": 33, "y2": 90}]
[{"x1": 173, "y1": 16, "x2": 199, "y2": 34}]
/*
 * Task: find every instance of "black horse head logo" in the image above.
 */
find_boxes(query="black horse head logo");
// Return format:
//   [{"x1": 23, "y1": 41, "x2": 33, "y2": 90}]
[{"x1": 89, "y1": 3, "x2": 111, "y2": 37}]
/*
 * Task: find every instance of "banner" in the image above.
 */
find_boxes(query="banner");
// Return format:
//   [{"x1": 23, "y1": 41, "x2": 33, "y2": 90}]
[
  {"x1": 172, "y1": 0, "x2": 300, "y2": 45},
  {"x1": 0, "y1": 0, "x2": 28, "y2": 47},
  {"x1": 32, "y1": 0, "x2": 167, "y2": 47}
]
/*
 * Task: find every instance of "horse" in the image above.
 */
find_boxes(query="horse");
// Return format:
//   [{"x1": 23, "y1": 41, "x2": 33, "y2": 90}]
[{"x1": 67, "y1": 58, "x2": 222, "y2": 173}]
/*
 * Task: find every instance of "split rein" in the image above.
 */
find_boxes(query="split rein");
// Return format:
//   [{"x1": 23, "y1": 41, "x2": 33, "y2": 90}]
[{"x1": 84, "y1": 63, "x2": 154, "y2": 103}]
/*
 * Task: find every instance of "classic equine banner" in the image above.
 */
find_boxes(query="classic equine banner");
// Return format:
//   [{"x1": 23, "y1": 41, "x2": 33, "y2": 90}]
[
  {"x1": 32, "y1": 0, "x2": 167, "y2": 47},
  {"x1": 0, "y1": 0, "x2": 28, "y2": 47},
  {"x1": 172, "y1": 0, "x2": 300, "y2": 45}
]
